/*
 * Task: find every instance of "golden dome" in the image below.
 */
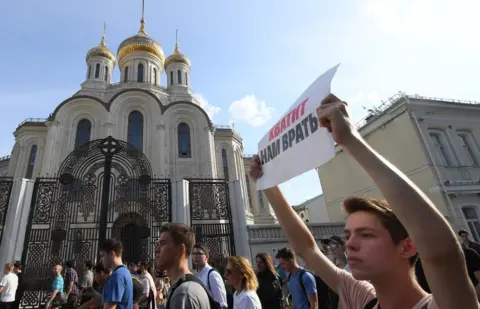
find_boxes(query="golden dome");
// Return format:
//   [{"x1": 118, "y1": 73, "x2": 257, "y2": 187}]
[
  {"x1": 164, "y1": 43, "x2": 191, "y2": 67},
  {"x1": 86, "y1": 36, "x2": 116, "y2": 65},
  {"x1": 117, "y1": 19, "x2": 165, "y2": 63}
]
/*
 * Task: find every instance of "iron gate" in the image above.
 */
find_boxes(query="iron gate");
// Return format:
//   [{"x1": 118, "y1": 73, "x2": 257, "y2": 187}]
[
  {"x1": 0, "y1": 177, "x2": 14, "y2": 246},
  {"x1": 20, "y1": 136, "x2": 171, "y2": 309},
  {"x1": 188, "y1": 179, "x2": 235, "y2": 274}
]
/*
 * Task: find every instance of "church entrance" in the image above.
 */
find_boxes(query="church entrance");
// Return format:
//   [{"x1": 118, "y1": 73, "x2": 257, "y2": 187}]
[
  {"x1": 112, "y1": 212, "x2": 149, "y2": 264},
  {"x1": 20, "y1": 136, "x2": 172, "y2": 309},
  {"x1": 121, "y1": 223, "x2": 142, "y2": 263}
]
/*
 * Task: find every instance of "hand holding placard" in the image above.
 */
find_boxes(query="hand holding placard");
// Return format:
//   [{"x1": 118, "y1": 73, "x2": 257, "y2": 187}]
[{"x1": 255, "y1": 64, "x2": 340, "y2": 190}]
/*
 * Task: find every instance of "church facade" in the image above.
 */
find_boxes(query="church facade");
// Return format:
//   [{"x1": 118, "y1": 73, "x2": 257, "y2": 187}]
[
  {"x1": 0, "y1": 16, "x2": 279, "y2": 308},
  {"x1": 2, "y1": 18, "x2": 276, "y2": 225}
]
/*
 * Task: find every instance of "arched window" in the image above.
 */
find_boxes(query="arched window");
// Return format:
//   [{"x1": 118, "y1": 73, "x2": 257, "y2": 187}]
[
  {"x1": 95, "y1": 63, "x2": 100, "y2": 78},
  {"x1": 177, "y1": 69, "x2": 182, "y2": 84},
  {"x1": 137, "y1": 63, "x2": 144, "y2": 82},
  {"x1": 25, "y1": 145, "x2": 37, "y2": 179},
  {"x1": 104, "y1": 66, "x2": 108, "y2": 81},
  {"x1": 88, "y1": 65, "x2": 91, "y2": 79},
  {"x1": 153, "y1": 68, "x2": 157, "y2": 85},
  {"x1": 124, "y1": 67, "x2": 129, "y2": 82},
  {"x1": 185, "y1": 72, "x2": 188, "y2": 86},
  {"x1": 127, "y1": 111, "x2": 144, "y2": 151},
  {"x1": 222, "y1": 149, "x2": 229, "y2": 180},
  {"x1": 170, "y1": 71, "x2": 173, "y2": 85},
  {"x1": 74, "y1": 119, "x2": 92, "y2": 149},
  {"x1": 178, "y1": 123, "x2": 191, "y2": 158}
]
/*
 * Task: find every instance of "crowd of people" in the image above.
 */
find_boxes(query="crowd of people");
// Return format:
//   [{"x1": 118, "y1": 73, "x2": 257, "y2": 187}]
[{"x1": 1, "y1": 93, "x2": 480, "y2": 308}]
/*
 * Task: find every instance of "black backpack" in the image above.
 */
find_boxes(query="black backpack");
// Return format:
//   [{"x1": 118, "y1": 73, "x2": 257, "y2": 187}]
[
  {"x1": 166, "y1": 274, "x2": 222, "y2": 309},
  {"x1": 288, "y1": 269, "x2": 339, "y2": 309}
]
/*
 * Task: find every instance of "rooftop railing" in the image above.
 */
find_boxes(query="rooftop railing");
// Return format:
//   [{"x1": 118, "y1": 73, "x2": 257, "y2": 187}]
[
  {"x1": 354, "y1": 92, "x2": 480, "y2": 130},
  {"x1": 17, "y1": 118, "x2": 48, "y2": 128}
]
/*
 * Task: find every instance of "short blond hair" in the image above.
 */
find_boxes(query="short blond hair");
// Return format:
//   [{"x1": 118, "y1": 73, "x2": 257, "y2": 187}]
[
  {"x1": 227, "y1": 256, "x2": 258, "y2": 291},
  {"x1": 4, "y1": 264, "x2": 14, "y2": 272}
]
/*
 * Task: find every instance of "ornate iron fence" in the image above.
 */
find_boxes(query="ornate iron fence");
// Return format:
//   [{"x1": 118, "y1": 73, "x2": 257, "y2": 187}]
[
  {"x1": 20, "y1": 137, "x2": 171, "y2": 308},
  {"x1": 188, "y1": 178, "x2": 235, "y2": 274},
  {"x1": 0, "y1": 177, "x2": 13, "y2": 246}
]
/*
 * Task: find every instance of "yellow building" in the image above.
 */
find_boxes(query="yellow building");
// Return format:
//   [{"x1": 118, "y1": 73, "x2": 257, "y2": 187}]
[{"x1": 318, "y1": 93, "x2": 480, "y2": 240}]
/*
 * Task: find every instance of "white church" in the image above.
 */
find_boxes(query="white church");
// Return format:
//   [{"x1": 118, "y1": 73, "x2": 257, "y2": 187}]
[{"x1": 0, "y1": 16, "x2": 276, "y2": 225}]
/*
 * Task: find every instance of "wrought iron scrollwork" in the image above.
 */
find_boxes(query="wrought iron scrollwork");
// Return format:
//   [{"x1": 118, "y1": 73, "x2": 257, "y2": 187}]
[
  {"x1": 0, "y1": 177, "x2": 13, "y2": 246},
  {"x1": 188, "y1": 179, "x2": 235, "y2": 274},
  {"x1": 21, "y1": 137, "x2": 172, "y2": 309}
]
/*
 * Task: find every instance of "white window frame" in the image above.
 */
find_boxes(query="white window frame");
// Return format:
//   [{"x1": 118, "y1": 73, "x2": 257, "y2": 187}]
[
  {"x1": 462, "y1": 205, "x2": 480, "y2": 242},
  {"x1": 428, "y1": 130, "x2": 455, "y2": 167},
  {"x1": 457, "y1": 130, "x2": 479, "y2": 166}
]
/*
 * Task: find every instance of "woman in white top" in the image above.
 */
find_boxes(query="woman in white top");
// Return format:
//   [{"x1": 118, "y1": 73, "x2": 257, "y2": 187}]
[{"x1": 225, "y1": 256, "x2": 262, "y2": 309}]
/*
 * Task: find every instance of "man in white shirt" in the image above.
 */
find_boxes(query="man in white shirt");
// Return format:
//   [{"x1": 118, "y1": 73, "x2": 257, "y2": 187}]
[
  {"x1": 138, "y1": 261, "x2": 156, "y2": 309},
  {"x1": 0, "y1": 264, "x2": 19, "y2": 309},
  {"x1": 192, "y1": 244, "x2": 228, "y2": 309}
]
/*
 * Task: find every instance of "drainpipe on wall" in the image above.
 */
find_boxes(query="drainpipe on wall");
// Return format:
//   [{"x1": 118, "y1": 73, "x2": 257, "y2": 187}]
[{"x1": 408, "y1": 102, "x2": 458, "y2": 227}]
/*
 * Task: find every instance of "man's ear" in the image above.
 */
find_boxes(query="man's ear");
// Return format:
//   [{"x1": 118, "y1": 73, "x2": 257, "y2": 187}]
[{"x1": 400, "y1": 237, "x2": 417, "y2": 260}]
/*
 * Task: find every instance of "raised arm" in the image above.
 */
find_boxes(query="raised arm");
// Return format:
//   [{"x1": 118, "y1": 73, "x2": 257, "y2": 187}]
[
  {"x1": 251, "y1": 164, "x2": 341, "y2": 292},
  {"x1": 316, "y1": 94, "x2": 477, "y2": 308}
]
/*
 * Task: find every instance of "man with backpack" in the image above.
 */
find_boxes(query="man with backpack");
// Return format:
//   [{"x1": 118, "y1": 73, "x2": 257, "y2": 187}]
[
  {"x1": 275, "y1": 248, "x2": 318, "y2": 309},
  {"x1": 155, "y1": 223, "x2": 221, "y2": 309},
  {"x1": 192, "y1": 244, "x2": 228, "y2": 309}
]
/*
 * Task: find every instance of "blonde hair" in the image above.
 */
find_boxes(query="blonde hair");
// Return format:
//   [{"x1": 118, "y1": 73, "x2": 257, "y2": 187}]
[
  {"x1": 227, "y1": 256, "x2": 258, "y2": 291},
  {"x1": 4, "y1": 264, "x2": 14, "y2": 272}
]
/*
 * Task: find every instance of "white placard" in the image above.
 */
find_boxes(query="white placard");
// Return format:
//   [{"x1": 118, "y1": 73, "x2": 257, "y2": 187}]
[{"x1": 255, "y1": 64, "x2": 340, "y2": 190}]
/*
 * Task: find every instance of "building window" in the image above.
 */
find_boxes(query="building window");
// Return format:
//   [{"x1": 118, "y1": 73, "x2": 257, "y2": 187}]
[
  {"x1": 88, "y1": 65, "x2": 91, "y2": 79},
  {"x1": 137, "y1": 63, "x2": 144, "y2": 82},
  {"x1": 222, "y1": 149, "x2": 229, "y2": 180},
  {"x1": 127, "y1": 111, "x2": 144, "y2": 151},
  {"x1": 104, "y1": 66, "x2": 108, "y2": 81},
  {"x1": 153, "y1": 68, "x2": 157, "y2": 85},
  {"x1": 185, "y1": 72, "x2": 188, "y2": 86},
  {"x1": 177, "y1": 69, "x2": 182, "y2": 84},
  {"x1": 458, "y1": 132, "x2": 479, "y2": 166},
  {"x1": 74, "y1": 119, "x2": 92, "y2": 149},
  {"x1": 170, "y1": 71, "x2": 173, "y2": 85},
  {"x1": 245, "y1": 174, "x2": 252, "y2": 209},
  {"x1": 124, "y1": 67, "x2": 129, "y2": 82},
  {"x1": 429, "y1": 132, "x2": 452, "y2": 166},
  {"x1": 462, "y1": 206, "x2": 480, "y2": 241},
  {"x1": 257, "y1": 191, "x2": 264, "y2": 208},
  {"x1": 94, "y1": 63, "x2": 100, "y2": 78},
  {"x1": 25, "y1": 145, "x2": 37, "y2": 179},
  {"x1": 178, "y1": 123, "x2": 191, "y2": 158}
]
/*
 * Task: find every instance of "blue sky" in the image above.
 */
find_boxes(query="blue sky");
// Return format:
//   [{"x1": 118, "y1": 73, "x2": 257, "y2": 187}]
[{"x1": 1, "y1": 0, "x2": 480, "y2": 205}]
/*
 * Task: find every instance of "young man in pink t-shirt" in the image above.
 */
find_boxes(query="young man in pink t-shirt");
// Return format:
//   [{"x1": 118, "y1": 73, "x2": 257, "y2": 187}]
[{"x1": 249, "y1": 94, "x2": 479, "y2": 309}]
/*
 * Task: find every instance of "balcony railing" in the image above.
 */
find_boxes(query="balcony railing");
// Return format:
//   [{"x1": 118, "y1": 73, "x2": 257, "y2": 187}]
[
  {"x1": 248, "y1": 222, "x2": 345, "y2": 243},
  {"x1": 0, "y1": 155, "x2": 10, "y2": 162},
  {"x1": 438, "y1": 166, "x2": 480, "y2": 185}
]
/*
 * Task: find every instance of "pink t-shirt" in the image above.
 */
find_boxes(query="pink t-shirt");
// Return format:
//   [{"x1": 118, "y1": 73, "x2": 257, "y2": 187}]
[{"x1": 336, "y1": 269, "x2": 439, "y2": 309}]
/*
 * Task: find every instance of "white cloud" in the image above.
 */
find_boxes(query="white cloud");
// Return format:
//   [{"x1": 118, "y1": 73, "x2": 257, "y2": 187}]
[
  {"x1": 228, "y1": 94, "x2": 274, "y2": 127},
  {"x1": 194, "y1": 94, "x2": 221, "y2": 120},
  {"x1": 358, "y1": 0, "x2": 480, "y2": 42}
]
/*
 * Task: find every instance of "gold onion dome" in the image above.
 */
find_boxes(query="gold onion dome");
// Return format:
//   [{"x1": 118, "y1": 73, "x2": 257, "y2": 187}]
[
  {"x1": 117, "y1": 19, "x2": 165, "y2": 63},
  {"x1": 165, "y1": 43, "x2": 191, "y2": 67},
  {"x1": 86, "y1": 36, "x2": 116, "y2": 65}
]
